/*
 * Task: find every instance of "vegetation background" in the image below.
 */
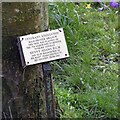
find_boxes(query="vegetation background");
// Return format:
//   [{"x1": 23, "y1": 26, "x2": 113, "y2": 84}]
[{"x1": 49, "y1": 2, "x2": 119, "y2": 119}]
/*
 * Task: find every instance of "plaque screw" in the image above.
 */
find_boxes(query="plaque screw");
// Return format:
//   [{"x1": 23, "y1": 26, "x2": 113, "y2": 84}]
[
  {"x1": 65, "y1": 54, "x2": 67, "y2": 56},
  {"x1": 58, "y1": 29, "x2": 61, "y2": 32},
  {"x1": 27, "y1": 62, "x2": 29, "y2": 64}
]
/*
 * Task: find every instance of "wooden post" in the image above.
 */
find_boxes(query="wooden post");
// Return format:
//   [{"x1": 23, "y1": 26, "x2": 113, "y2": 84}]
[
  {"x1": 2, "y1": 2, "x2": 50, "y2": 118},
  {"x1": 42, "y1": 62, "x2": 55, "y2": 118}
]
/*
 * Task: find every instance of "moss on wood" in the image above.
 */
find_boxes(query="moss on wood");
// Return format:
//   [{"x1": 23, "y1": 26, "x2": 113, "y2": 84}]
[{"x1": 2, "y1": 2, "x2": 48, "y2": 118}]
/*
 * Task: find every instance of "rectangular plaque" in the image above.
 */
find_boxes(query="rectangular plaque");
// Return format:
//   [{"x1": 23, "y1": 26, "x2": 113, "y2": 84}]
[{"x1": 17, "y1": 28, "x2": 69, "y2": 68}]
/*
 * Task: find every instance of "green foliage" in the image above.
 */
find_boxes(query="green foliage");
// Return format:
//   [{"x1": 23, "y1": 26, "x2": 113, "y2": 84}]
[{"x1": 49, "y1": 2, "x2": 119, "y2": 119}]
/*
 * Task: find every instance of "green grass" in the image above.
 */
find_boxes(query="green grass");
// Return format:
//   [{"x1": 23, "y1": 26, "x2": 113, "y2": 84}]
[{"x1": 49, "y1": 2, "x2": 119, "y2": 119}]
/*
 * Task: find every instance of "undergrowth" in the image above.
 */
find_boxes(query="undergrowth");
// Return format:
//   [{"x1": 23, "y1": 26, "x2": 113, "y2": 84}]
[{"x1": 49, "y1": 2, "x2": 119, "y2": 119}]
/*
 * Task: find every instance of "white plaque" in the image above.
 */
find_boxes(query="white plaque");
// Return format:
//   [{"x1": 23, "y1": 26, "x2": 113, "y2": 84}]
[{"x1": 18, "y1": 28, "x2": 69, "y2": 67}]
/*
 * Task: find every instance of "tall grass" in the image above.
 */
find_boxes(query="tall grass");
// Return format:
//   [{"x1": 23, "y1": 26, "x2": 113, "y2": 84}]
[{"x1": 49, "y1": 2, "x2": 119, "y2": 118}]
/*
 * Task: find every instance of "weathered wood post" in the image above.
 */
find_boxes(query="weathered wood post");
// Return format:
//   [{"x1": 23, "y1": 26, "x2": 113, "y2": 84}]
[{"x1": 2, "y1": 2, "x2": 55, "y2": 118}]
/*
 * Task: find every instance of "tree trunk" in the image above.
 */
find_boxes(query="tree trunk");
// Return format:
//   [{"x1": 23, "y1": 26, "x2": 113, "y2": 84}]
[{"x1": 2, "y1": 2, "x2": 49, "y2": 118}]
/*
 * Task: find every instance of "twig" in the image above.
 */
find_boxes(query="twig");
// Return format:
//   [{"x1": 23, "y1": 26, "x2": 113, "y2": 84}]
[{"x1": 8, "y1": 106, "x2": 13, "y2": 119}]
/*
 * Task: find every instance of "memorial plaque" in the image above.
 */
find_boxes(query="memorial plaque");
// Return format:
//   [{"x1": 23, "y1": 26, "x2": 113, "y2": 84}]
[{"x1": 17, "y1": 28, "x2": 69, "y2": 68}]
